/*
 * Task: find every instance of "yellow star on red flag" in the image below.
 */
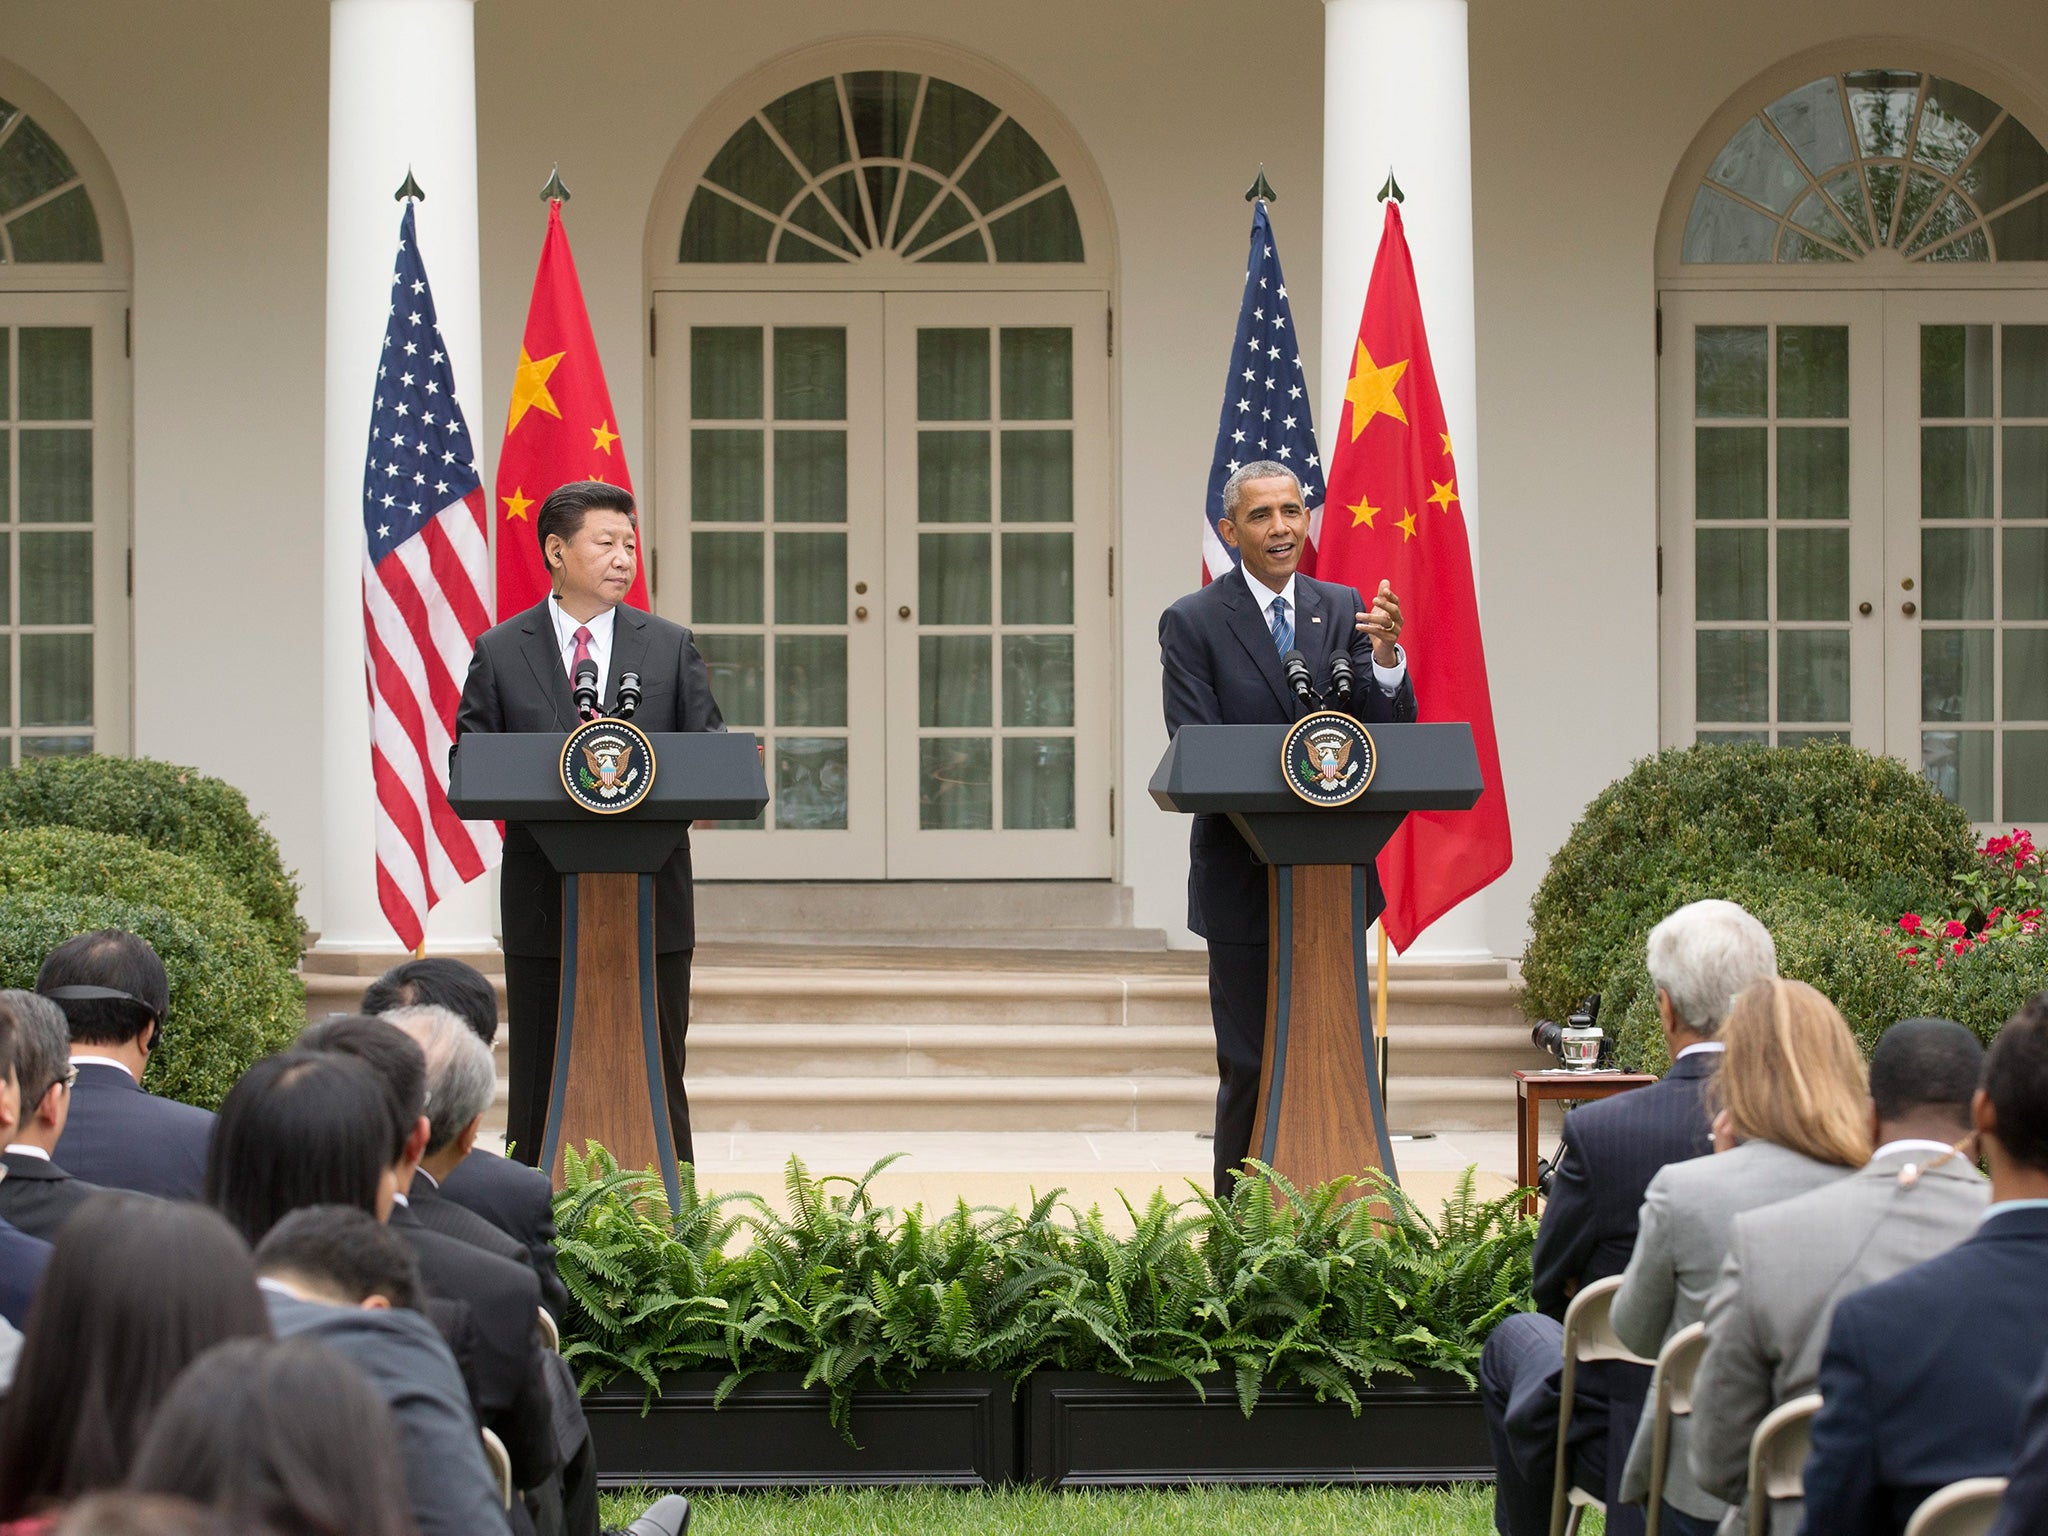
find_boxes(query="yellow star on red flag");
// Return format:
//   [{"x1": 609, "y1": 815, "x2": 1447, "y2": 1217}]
[
  {"x1": 591, "y1": 420, "x2": 619, "y2": 454},
  {"x1": 502, "y1": 486, "x2": 533, "y2": 522},
  {"x1": 1343, "y1": 342, "x2": 1409, "y2": 441},
  {"x1": 1396, "y1": 509, "x2": 1418, "y2": 541},
  {"x1": 506, "y1": 347, "x2": 565, "y2": 433},
  {"x1": 1428, "y1": 478, "x2": 1459, "y2": 512},
  {"x1": 1348, "y1": 496, "x2": 1381, "y2": 529}
]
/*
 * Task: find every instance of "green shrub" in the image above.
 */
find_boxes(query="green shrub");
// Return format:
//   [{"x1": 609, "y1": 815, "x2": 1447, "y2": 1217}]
[
  {"x1": 0, "y1": 757, "x2": 303, "y2": 963},
  {"x1": 0, "y1": 831, "x2": 303, "y2": 1109},
  {"x1": 1522, "y1": 742, "x2": 1974, "y2": 1033}
]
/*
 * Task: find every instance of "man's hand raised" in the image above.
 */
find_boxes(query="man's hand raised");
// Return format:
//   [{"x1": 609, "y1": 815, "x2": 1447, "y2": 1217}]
[{"x1": 1352, "y1": 580, "x2": 1403, "y2": 668}]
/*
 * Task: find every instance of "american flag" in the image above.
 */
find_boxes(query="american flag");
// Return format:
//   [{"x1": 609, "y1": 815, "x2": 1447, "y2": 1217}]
[
  {"x1": 360, "y1": 202, "x2": 500, "y2": 950},
  {"x1": 1201, "y1": 199, "x2": 1325, "y2": 582}
]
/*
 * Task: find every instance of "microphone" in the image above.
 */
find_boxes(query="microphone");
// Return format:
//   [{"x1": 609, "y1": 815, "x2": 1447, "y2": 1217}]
[
  {"x1": 616, "y1": 671, "x2": 642, "y2": 720},
  {"x1": 573, "y1": 658, "x2": 599, "y2": 721},
  {"x1": 1280, "y1": 649, "x2": 1316, "y2": 708},
  {"x1": 1327, "y1": 651, "x2": 1355, "y2": 709}
]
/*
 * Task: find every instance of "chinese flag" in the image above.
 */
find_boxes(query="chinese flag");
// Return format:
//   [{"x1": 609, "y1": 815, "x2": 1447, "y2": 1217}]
[
  {"x1": 1317, "y1": 201, "x2": 1511, "y2": 950},
  {"x1": 493, "y1": 201, "x2": 647, "y2": 618}
]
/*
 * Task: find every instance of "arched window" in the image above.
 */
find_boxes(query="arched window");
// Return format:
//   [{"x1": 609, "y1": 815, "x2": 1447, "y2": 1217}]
[
  {"x1": 0, "y1": 95, "x2": 104, "y2": 264},
  {"x1": 1682, "y1": 70, "x2": 2048, "y2": 265},
  {"x1": 679, "y1": 71, "x2": 1085, "y2": 265}
]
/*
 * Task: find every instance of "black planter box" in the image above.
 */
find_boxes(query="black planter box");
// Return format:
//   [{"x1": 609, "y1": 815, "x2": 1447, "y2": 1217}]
[
  {"x1": 1026, "y1": 1369, "x2": 1490, "y2": 1488},
  {"x1": 584, "y1": 1371, "x2": 1018, "y2": 1489}
]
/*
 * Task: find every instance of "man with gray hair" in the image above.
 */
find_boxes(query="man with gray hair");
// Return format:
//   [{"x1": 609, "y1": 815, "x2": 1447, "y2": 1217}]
[
  {"x1": 0, "y1": 989, "x2": 104, "y2": 1239},
  {"x1": 1159, "y1": 460, "x2": 1414, "y2": 1195},
  {"x1": 1477, "y1": 898, "x2": 1777, "y2": 1536}
]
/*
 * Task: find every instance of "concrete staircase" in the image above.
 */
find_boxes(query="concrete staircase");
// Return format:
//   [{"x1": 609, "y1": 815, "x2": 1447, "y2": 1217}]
[{"x1": 301, "y1": 883, "x2": 1543, "y2": 1134}]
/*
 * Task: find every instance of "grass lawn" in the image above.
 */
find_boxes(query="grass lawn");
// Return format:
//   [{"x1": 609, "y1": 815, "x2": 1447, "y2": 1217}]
[{"x1": 599, "y1": 1485, "x2": 1606, "y2": 1534}]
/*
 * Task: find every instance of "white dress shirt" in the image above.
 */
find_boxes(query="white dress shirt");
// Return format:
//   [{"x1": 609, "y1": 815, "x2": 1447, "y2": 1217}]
[
  {"x1": 1673, "y1": 1040, "x2": 1727, "y2": 1064},
  {"x1": 549, "y1": 596, "x2": 617, "y2": 701},
  {"x1": 1239, "y1": 566, "x2": 1407, "y2": 693},
  {"x1": 69, "y1": 1053, "x2": 136, "y2": 1083},
  {"x1": 2, "y1": 1145, "x2": 48, "y2": 1162}
]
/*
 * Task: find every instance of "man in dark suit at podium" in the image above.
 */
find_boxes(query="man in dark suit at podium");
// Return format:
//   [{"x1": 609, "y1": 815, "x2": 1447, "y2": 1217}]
[
  {"x1": 456, "y1": 481, "x2": 723, "y2": 1171},
  {"x1": 1159, "y1": 461, "x2": 1416, "y2": 1195}
]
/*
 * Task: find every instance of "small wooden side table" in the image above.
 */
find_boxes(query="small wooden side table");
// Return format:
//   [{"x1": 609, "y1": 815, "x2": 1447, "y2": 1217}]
[{"x1": 1514, "y1": 1070, "x2": 1659, "y2": 1214}]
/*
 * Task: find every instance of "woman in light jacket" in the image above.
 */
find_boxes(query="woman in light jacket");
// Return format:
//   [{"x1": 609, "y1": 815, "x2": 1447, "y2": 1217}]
[{"x1": 1610, "y1": 978, "x2": 1872, "y2": 1536}]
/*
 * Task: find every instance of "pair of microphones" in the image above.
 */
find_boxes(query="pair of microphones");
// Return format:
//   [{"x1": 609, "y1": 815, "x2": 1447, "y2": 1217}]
[
  {"x1": 1281, "y1": 649, "x2": 1355, "y2": 710},
  {"x1": 573, "y1": 659, "x2": 641, "y2": 722}
]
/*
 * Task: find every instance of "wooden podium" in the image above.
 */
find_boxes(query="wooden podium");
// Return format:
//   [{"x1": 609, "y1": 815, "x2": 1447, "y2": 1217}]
[
  {"x1": 448, "y1": 731, "x2": 768, "y2": 1206},
  {"x1": 1149, "y1": 723, "x2": 1483, "y2": 1189}
]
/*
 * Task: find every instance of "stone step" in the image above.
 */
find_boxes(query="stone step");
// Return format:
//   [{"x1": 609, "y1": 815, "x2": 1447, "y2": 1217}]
[{"x1": 695, "y1": 881, "x2": 1137, "y2": 937}]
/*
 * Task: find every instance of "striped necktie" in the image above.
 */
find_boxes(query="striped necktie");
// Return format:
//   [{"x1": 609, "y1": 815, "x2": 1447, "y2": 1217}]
[{"x1": 1269, "y1": 595, "x2": 1293, "y2": 655}]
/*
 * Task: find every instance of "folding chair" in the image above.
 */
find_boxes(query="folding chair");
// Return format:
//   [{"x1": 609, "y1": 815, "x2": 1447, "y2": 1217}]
[
  {"x1": 538, "y1": 1304, "x2": 560, "y2": 1353},
  {"x1": 1550, "y1": 1275, "x2": 1657, "y2": 1536},
  {"x1": 1903, "y1": 1477, "x2": 2010, "y2": 1536},
  {"x1": 1746, "y1": 1392, "x2": 1821, "y2": 1536},
  {"x1": 481, "y1": 1425, "x2": 514, "y2": 1510},
  {"x1": 1643, "y1": 1321, "x2": 1708, "y2": 1536}
]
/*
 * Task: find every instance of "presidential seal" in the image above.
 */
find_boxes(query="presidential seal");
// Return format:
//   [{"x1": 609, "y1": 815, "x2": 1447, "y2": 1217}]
[
  {"x1": 1280, "y1": 710, "x2": 1377, "y2": 807},
  {"x1": 560, "y1": 717, "x2": 656, "y2": 814}
]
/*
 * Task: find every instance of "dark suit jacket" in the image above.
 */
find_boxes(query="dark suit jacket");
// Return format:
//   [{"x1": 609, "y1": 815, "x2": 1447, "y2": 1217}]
[
  {"x1": 52, "y1": 1062, "x2": 214, "y2": 1202},
  {"x1": 1990, "y1": 1345, "x2": 2048, "y2": 1536},
  {"x1": 1158, "y1": 567, "x2": 1419, "y2": 943},
  {"x1": 1802, "y1": 1206, "x2": 2048, "y2": 1536},
  {"x1": 0, "y1": 1214, "x2": 49, "y2": 1328},
  {"x1": 1529, "y1": 1049, "x2": 1717, "y2": 1318},
  {"x1": 455, "y1": 598, "x2": 724, "y2": 956},
  {"x1": 0, "y1": 1151, "x2": 101, "y2": 1241},
  {"x1": 436, "y1": 1151, "x2": 566, "y2": 1321},
  {"x1": 411, "y1": 1169, "x2": 568, "y2": 1322}
]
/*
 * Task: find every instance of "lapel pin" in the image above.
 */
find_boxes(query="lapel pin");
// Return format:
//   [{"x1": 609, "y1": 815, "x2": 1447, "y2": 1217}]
[{"x1": 1310, "y1": 616, "x2": 1322, "y2": 623}]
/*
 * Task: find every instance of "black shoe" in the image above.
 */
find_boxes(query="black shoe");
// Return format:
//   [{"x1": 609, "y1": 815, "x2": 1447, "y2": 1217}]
[{"x1": 610, "y1": 1495, "x2": 689, "y2": 1536}]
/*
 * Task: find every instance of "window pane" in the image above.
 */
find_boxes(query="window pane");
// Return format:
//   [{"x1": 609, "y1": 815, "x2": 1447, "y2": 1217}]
[
  {"x1": 696, "y1": 634, "x2": 763, "y2": 727},
  {"x1": 702, "y1": 118, "x2": 806, "y2": 215},
  {"x1": 908, "y1": 80, "x2": 1000, "y2": 178},
  {"x1": 1695, "y1": 327, "x2": 1767, "y2": 417},
  {"x1": 1992, "y1": 200, "x2": 2048, "y2": 262},
  {"x1": 0, "y1": 635, "x2": 8, "y2": 722},
  {"x1": 1767, "y1": 79, "x2": 1857, "y2": 177},
  {"x1": 1696, "y1": 528, "x2": 1767, "y2": 620},
  {"x1": 988, "y1": 190, "x2": 1085, "y2": 262},
  {"x1": 773, "y1": 328, "x2": 846, "y2": 420},
  {"x1": 1922, "y1": 528, "x2": 1993, "y2": 620},
  {"x1": 19, "y1": 632, "x2": 89, "y2": 726},
  {"x1": 774, "y1": 431, "x2": 846, "y2": 523},
  {"x1": 0, "y1": 327, "x2": 9, "y2": 417},
  {"x1": 18, "y1": 430, "x2": 89, "y2": 523},
  {"x1": 0, "y1": 117, "x2": 78, "y2": 215},
  {"x1": 1696, "y1": 428, "x2": 1766, "y2": 519},
  {"x1": 0, "y1": 538, "x2": 9, "y2": 623},
  {"x1": 957, "y1": 119, "x2": 1057, "y2": 212},
  {"x1": 1777, "y1": 427, "x2": 1848, "y2": 519},
  {"x1": 691, "y1": 429, "x2": 763, "y2": 522},
  {"x1": 1923, "y1": 629, "x2": 1994, "y2": 721},
  {"x1": 1697, "y1": 729, "x2": 1769, "y2": 744},
  {"x1": 680, "y1": 188, "x2": 773, "y2": 262},
  {"x1": 18, "y1": 531, "x2": 89, "y2": 624},
  {"x1": 920, "y1": 635, "x2": 991, "y2": 727},
  {"x1": 1697, "y1": 630, "x2": 1768, "y2": 721},
  {"x1": 2005, "y1": 427, "x2": 2048, "y2": 519},
  {"x1": 1000, "y1": 329, "x2": 1072, "y2": 420},
  {"x1": 781, "y1": 197, "x2": 855, "y2": 257},
  {"x1": 18, "y1": 734, "x2": 90, "y2": 758},
  {"x1": 1003, "y1": 737, "x2": 1075, "y2": 830},
  {"x1": 19, "y1": 329, "x2": 88, "y2": 420},
  {"x1": 2007, "y1": 529, "x2": 2048, "y2": 620},
  {"x1": 1000, "y1": 431, "x2": 1073, "y2": 522},
  {"x1": 1002, "y1": 634, "x2": 1074, "y2": 727},
  {"x1": 1707, "y1": 118, "x2": 1806, "y2": 213},
  {"x1": 1001, "y1": 532, "x2": 1073, "y2": 624},
  {"x1": 916, "y1": 329, "x2": 990, "y2": 420},
  {"x1": 8, "y1": 188, "x2": 101, "y2": 263},
  {"x1": 1921, "y1": 324, "x2": 1993, "y2": 417},
  {"x1": 1781, "y1": 730, "x2": 1851, "y2": 747},
  {"x1": 1923, "y1": 730, "x2": 1993, "y2": 821},
  {"x1": 920, "y1": 737, "x2": 992, "y2": 829},
  {"x1": 905, "y1": 193, "x2": 975, "y2": 256},
  {"x1": 2005, "y1": 630, "x2": 2048, "y2": 719},
  {"x1": 773, "y1": 532, "x2": 845, "y2": 623},
  {"x1": 776, "y1": 737, "x2": 848, "y2": 831},
  {"x1": 1778, "y1": 629, "x2": 1849, "y2": 721},
  {"x1": 775, "y1": 635, "x2": 846, "y2": 727},
  {"x1": 691, "y1": 328, "x2": 763, "y2": 419},
  {"x1": 918, "y1": 432, "x2": 991, "y2": 522},
  {"x1": 2006, "y1": 326, "x2": 2048, "y2": 417},
  {"x1": 919, "y1": 533, "x2": 990, "y2": 624},
  {"x1": 1958, "y1": 117, "x2": 2048, "y2": 216},
  {"x1": 1921, "y1": 427, "x2": 1992, "y2": 520},
  {"x1": 761, "y1": 79, "x2": 849, "y2": 179},
  {"x1": 1778, "y1": 528, "x2": 1849, "y2": 620},
  {"x1": 1914, "y1": 78, "x2": 2001, "y2": 174},
  {"x1": 846, "y1": 71, "x2": 919, "y2": 160},
  {"x1": 1681, "y1": 188, "x2": 1778, "y2": 264},
  {"x1": 692, "y1": 531, "x2": 764, "y2": 623},
  {"x1": 1776, "y1": 326, "x2": 1849, "y2": 417},
  {"x1": 2007, "y1": 733, "x2": 2048, "y2": 821}
]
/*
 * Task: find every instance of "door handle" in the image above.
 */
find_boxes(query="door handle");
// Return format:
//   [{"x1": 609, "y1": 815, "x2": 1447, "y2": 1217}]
[
  {"x1": 1902, "y1": 600, "x2": 1918, "y2": 617},
  {"x1": 1858, "y1": 601, "x2": 1873, "y2": 615},
  {"x1": 855, "y1": 606, "x2": 869, "y2": 620},
  {"x1": 898, "y1": 605, "x2": 912, "y2": 620}
]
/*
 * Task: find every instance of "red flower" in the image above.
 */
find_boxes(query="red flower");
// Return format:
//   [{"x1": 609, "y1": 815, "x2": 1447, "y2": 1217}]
[
  {"x1": 1898, "y1": 945, "x2": 1923, "y2": 957},
  {"x1": 1944, "y1": 919, "x2": 1969, "y2": 938},
  {"x1": 2023, "y1": 909, "x2": 2043, "y2": 922},
  {"x1": 1954, "y1": 939, "x2": 1972, "y2": 955},
  {"x1": 1986, "y1": 835, "x2": 2013, "y2": 858},
  {"x1": 1987, "y1": 907, "x2": 2006, "y2": 925},
  {"x1": 1899, "y1": 913, "x2": 1925, "y2": 934}
]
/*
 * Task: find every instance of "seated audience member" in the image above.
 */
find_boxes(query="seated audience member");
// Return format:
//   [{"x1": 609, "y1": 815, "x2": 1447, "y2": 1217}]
[
  {"x1": 0, "y1": 1002, "x2": 53, "y2": 1330},
  {"x1": 1689, "y1": 1017, "x2": 1987, "y2": 1535},
  {"x1": 36, "y1": 932, "x2": 212, "y2": 1200},
  {"x1": 1481, "y1": 899, "x2": 1777, "y2": 1536},
  {"x1": 1991, "y1": 1347, "x2": 2048, "y2": 1536},
  {"x1": 0, "y1": 992, "x2": 105, "y2": 1239},
  {"x1": 126, "y1": 1338, "x2": 416, "y2": 1536},
  {"x1": 253, "y1": 1206, "x2": 509, "y2": 1536},
  {"x1": 1803, "y1": 993, "x2": 2048, "y2": 1535},
  {"x1": 0, "y1": 1198, "x2": 268, "y2": 1526},
  {"x1": 51, "y1": 1495, "x2": 239, "y2": 1536},
  {"x1": 1611, "y1": 978, "x2": 1870, "y2": 1534},
  {"x1": 383, "y1": 1004, "x2": 568, "y2": 1319},
  {"x1": 363, "y1": 961, "x2": 563, "y2": 1290}
]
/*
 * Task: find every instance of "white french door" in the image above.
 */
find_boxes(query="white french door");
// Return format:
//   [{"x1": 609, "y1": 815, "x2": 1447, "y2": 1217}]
[{"x1": 654, "y1": 289, "x2": 1113, "y2": 878}]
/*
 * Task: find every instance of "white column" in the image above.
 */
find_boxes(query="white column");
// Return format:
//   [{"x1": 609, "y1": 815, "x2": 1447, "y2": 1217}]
[
  {"x1": 318, "y1": 0, "x2": 496, "y2": 955},
  {"x1": 1322, "y1": 0, "x2": 1490, "y2": 963}
]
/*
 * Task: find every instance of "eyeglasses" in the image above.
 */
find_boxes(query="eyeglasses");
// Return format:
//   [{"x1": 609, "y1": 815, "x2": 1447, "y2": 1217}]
[{"x1": 57, "y1": 1066, "x2": 78, "y2": 1092}]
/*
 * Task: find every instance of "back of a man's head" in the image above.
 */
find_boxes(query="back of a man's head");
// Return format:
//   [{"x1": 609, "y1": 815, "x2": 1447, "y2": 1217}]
[
  {"x1": 298, "y1": 1014, "x2": 427, "y2": 1141},
  {"x1": 253, "y1": 1205, "x2": 420, "y2": 1311},
  {"x1": 1644, "y1": 899, "x2": 1778, "y2": 1037},
  {"x1": 205, "y1": 1051, "x2": 393, "y2": 1244},
  {"x1": 1870, "y1": 1017, "x2": 1984, "y2": 1136},
  {"x1": 1, "y1": 989, "x2": 73, "y2": 1116},
  {"x1": 383, "y1": 1005, "x2": 495, "y2": 1156},
  {"x1": 361, "y1": 957, "x2": 498, "y2": 1046},
  {"x1": 36, "y1": 930, "x2": 168, "y2": 1048},
  {"x1": 1984, "y1": 994, "x2": 2048, "y2": 1175}
]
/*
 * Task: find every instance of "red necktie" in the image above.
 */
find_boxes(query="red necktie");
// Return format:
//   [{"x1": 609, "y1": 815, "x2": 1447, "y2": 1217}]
[{"x1": 569, "y1": 625, "x2": 593, "y2": 680}]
